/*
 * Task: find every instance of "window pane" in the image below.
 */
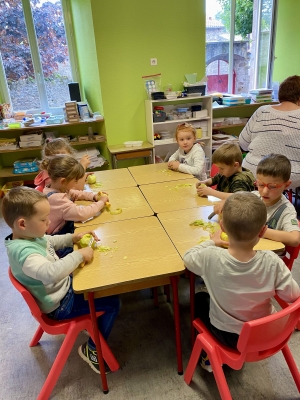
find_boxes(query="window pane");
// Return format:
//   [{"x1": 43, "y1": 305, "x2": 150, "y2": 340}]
[
  {"x1": 206, "y1": 0, "x2": 230, "y2": 93},
  {"x1": 0, "y1": 0, "x2": 41, "y2": 110},
  {"x1": 31, "y1": 0, "x2": 72, "y2": 108}
]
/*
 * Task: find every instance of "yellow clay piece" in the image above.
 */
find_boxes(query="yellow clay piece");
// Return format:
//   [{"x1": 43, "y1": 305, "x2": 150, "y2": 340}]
[
  {"x1": 110, "y1": 208, "x2": 122, "y2": 215},
  {"x1": 221, "y1": 232, "x2": 229, "y2": 241}
]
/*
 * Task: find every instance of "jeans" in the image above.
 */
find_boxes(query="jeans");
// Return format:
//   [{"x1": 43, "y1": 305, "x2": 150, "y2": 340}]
[
  {"x1": 48, "y1": 277, "x2": 121, "y2": 343},
  {"x1": 195, "y1": 291, "x2": 239, "y2": 349},
  {"x1": 53, "y1": 220, "x2": 75, "y2": 258}
]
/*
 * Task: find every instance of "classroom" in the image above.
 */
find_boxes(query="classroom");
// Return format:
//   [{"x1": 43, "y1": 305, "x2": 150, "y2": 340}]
[{"x1": 1, "y1": 1, "x2": 300, "y2": 399}]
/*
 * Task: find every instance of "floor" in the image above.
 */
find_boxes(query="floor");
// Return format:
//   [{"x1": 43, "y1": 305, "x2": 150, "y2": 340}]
[{"x1": 1, "y1": 201, "x2": 300, "y2": 400}]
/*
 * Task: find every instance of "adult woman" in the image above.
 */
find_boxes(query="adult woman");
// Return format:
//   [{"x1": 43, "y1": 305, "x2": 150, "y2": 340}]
[{"x1": 239, "y1": 75, "x2": 300, "y2": 188}]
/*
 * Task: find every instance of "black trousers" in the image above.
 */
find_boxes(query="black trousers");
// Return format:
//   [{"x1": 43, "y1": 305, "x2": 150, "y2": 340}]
[{"x1": 194, "y1": 291, "x2": 239, "y2": 349}]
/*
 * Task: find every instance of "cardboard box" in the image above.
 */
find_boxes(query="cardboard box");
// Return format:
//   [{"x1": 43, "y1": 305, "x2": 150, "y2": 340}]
[
  {"x1": 19, "y1": 140, "x2": 44, "y2": 148},
  {"x1": 20, "y1": 132, "x2": 44, "y2": 142}
]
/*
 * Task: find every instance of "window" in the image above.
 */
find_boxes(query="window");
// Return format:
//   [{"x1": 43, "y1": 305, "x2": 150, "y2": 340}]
[
  {"x1": 0, "y1": 0, "x2": 79, "y2": 114},
  {"x1": 206, "y1": 0, "x2": 277, "y2": 94}
]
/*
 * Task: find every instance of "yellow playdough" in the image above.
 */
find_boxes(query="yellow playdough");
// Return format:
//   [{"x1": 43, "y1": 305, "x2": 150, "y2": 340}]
[
  {"x1": 221, "y1": 232, "x2": 229, "y2": 241},
  {"x1": 87, "y1": 174, "x2": 96, "y2": 184},
  {"x1": 78, "y1": 234, "x2": 98, "y2": 249}
]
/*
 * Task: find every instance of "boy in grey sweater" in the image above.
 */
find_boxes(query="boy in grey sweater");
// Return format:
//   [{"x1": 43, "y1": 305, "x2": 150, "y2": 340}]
[
  {"x1": 3, "y1": 187, "x2": 120, "y2": 374},
  {"x1": 183, "y1": 192, "x2": 300, "y2": 372}
]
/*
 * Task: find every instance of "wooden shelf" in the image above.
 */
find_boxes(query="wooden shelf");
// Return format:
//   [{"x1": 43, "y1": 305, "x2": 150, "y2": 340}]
[
  {"x1": 213, "y1": 123, "x2": 246, "y2": 130},
  {"x1": 0, "y1": 118, "x2": 103, "y2": 132},
  {"x1": 213, "y1": 101, "x2": 278, "y2": 110},
  {"x1": 0, "y1": 138, "x2": 106, "y2": 154},
  {"x1": 153, "y1": 116, "x2": 210, "y2": 125}
]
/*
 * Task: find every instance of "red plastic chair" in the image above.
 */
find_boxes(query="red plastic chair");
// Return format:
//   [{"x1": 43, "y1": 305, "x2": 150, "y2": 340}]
[
  {"x1": 210, "y1": 163, "x2": 219, "y2": 189},
  {"x1": 184, "y1": 297, "x2": 300, "y2": 400},
  {"x1": 35, "y1": 185, "x2": 44, "y2": 192},
  {"x1": 8, "y1": 268, "x2": 119, "y2": 400}
]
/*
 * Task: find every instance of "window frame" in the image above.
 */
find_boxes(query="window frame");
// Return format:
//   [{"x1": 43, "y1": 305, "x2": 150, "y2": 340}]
[{"x1": 0, "y1": 0, "x2": 80, "y2": 114}]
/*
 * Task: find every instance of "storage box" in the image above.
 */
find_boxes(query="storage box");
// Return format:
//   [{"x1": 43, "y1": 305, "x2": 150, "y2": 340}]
[
  {"x1": 13, "y1": 166, "x2": 39, "y2": 174},
  {"x1": 1, "y1": 180, "x2": 24, "y2": 196},
  {"x1": 78, "y1": 136, "x2": 89, "y2": 142},
  {"x1": 14, "y1": 158, "x2": 38, "y2": 168},
  {"x1": 193, "y1": 109, "x2": 208, "y2": 118},
  {"x1": 185, "y1": 85, "x2": 206, "y2": 95},
  {"x1": 19, "y1": 140, "x2": 44, "y2": 148},
  {"x1": 20, "y1": 132, "x2": 44, "y2": 142},
  {"x1": 46, "y1": 116, "x2": 64, "y2": 125}
]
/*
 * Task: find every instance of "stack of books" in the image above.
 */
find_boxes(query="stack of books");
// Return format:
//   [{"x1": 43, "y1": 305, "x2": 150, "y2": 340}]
[
  {"x1": 74, "y1": 147, "x2": 106, "y2": 169},
  {"x1": 249, "y1": 89, "x2": 273, "y2": 103}
]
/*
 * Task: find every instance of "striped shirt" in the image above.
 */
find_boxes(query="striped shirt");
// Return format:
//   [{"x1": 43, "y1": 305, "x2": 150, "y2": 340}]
[{"x1": 239, "y1": 105, "x2": 300, "y2": 189}]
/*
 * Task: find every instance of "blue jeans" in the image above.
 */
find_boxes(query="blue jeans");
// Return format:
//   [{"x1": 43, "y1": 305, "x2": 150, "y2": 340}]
[{"x1": 48, "y1": 278, "x2": 121, "y2": 343}]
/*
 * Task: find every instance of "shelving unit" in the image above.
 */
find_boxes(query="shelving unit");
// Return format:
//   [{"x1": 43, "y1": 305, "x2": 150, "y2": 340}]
[
  {"x1": 145, "y1": 96, "x2": 212, "y2": 164},
  {"x1": 0, "y1": 119, "x2": 106, "y2": 186}
]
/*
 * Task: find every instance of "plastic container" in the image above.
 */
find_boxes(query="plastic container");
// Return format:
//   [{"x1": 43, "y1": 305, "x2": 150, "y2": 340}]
[
  {"x1": 1, "y1": 180, "x2": 24, "y2": 196},
  {"x1": 124, "y1": 141, "x2": 143, "y2": 147},
  {"x1": 7, "y1": 122, "x2": 21, "y2": 129},
  {"x1": 185, "y1": 85, "x2": 206, "y2": 95},
  {"x1": 46, "y1": 116, "x2": 64, "y2": 125}
]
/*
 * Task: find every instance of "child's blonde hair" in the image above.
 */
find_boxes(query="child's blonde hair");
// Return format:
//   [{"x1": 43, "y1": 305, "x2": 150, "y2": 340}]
[
  {"x1": 40, "y1": 155, "x2": 85, "y2": 183},
  {"x1": 2, "y1": 186, "x2": 47, "y2": 228},
  {"x1": 175, "y1": 123, "x2": 196, "y2": 140},
  {"x1": 212, "y1": 143, "x2": 243, "y2": 166},
  {"x1": 42, "y1": 138, "x2": 75, "y2": 159},
  {"x1": 222, "y1": 192, "x2": 267, "y2": 241}
]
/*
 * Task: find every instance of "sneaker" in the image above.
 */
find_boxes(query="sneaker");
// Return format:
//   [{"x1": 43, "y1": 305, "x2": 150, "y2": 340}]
[
  {"x1": 200, "y1": 354, "x2": 213, "y2": 373},
  {"x1": 78, "y1": 342, "x2": 110, "y2": 374}
]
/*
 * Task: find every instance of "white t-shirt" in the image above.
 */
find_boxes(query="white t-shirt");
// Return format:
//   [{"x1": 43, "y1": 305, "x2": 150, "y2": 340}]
[
  {"x1": 168, "y1": 144, "x2": 207, "y2": 180},
  {"x1": 183, "y1": 240, "x2": 300, "y2": 334}
]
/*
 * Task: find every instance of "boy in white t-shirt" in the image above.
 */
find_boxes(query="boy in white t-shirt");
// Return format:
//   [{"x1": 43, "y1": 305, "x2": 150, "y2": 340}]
[{"x1": 184, "y1": 192, "x2": 300, "y2": 372}]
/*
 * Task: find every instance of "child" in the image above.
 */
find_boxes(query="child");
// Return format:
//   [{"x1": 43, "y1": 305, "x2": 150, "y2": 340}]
[
  {"x1": 3, "y1": 187, "x2": 120, "y2": 374},
  {"x1": 183, "y1": 192, "x2": 300, "y2": 372},
  {"x1": 196, "y1": 143, "x2": 255, "y2": 199},
  {"x1": 214, "y1": 154, "x2": 300, "y2": 247},
  {"x1": 42, "y1": 154, "x2": 108, "y2": 236},
  {"x1": 34, "y1": 137, "x2": 91, "y2": 191},
  {"x1": 167, "y1": 123, "x2": 207, "y2": 180}
]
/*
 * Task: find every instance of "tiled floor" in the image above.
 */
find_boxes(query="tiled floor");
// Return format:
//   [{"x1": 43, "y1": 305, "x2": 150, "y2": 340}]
[{"x1": 1, "y1": 205, "x2": 300, "y2": 399}]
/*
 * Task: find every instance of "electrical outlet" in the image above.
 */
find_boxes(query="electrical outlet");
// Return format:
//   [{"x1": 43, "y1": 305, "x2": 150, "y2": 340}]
[{"x1": 150, "y1": 58, "x2": 157, "y2": 66}]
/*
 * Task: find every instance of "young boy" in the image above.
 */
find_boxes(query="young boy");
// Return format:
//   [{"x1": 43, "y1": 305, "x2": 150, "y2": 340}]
[
  {"x1": 3, "y1": 186, "x2": 120, "y2": 374},
  {"x1": 214, "y1": 154, "x2": 300, "y2": 247},
  {"x1": 196, "y1": 143, "x2": 255, "y2": 199},
  {"x1": 183, "y1": 192, "x2": 300, "y2": 372}
]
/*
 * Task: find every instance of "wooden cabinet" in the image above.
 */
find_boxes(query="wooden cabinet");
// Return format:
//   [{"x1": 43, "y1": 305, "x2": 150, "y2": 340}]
[
  {"x1": 0, "y1": 119, "x2": 106, "y2": 186},
  {"x1": 145, "y1": 96, "x2": 212, "y2": 165}
]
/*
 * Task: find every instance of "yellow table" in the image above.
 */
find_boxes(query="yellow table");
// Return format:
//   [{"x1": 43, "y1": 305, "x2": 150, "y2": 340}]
[
  {"x1": 85, "y1": 168, "x2": 137, "y2": 191},
  {"x1": 139, "y1": 178, "x2": 221, "y2": 214},
  {"x1": 157, "y1": 206, "x2": 285, "y2": 256},
  {"x1": 75, "y1": 186, "x2": 154, "y2": 226},
  {"x1": 73, "y1": 217, "x2": 185, "y2": 391},
  {"x1": 107, "y1": 142, "x2": 154, "y2": 169},
  {"x1": 128, "y1": 162, "x2": 195, "y2": 185}
]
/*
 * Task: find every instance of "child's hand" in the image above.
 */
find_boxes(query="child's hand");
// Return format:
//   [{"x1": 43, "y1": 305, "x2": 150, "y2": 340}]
[
  {"x1": 94, "y1": 192, "x2": 109, "y2": 204},
  {"x1": 77, "y1": 247, "x2": 94, "y2": 263},
  {"x1": 210, "y1": 229, "x2": 229, "y2": 247},
  {"x1": 197, "y1": 185, "x2": 214, "y2": 197},
  {"x1": 80, "y1": 154, "x2": 91, "y2": 169},
  {"x1": 168, "y1": 161, "x2": 180, "y2": 170},
  {"x1": 72, "y1": 230, "x2": 100, "y2": 244},
  {"x1": 213, "y1": 200, "x2": 225, "y2": 215}
]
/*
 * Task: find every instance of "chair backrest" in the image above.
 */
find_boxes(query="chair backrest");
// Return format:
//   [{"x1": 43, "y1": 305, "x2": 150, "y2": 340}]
[
  {"x1": 8, "y1": 268, "x2": 44, "y2": 322},
  {"x1": 210, "y1": 163, "x2": 219, "y2": 178},
  {"x1": 35, "y1": 185, "x2": 44, "y2": 193},
  {"x1": 283, "y1": 244, "x2": 300, "y2": 270},
  {"x1": 237, "y1": 296, "x2": 300, "y2": 361}
]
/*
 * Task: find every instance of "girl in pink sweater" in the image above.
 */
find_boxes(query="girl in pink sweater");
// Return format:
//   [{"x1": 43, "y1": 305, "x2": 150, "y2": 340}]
[
  {"x1": 42, "y1": 155, "x2": 108, "y2": 236},
  {"x1": 34, "y1": 138, "x2": 91, "y2": 191}
]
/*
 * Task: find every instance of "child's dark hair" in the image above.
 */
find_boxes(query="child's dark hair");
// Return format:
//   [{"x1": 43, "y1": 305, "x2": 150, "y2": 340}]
[
  {"x1": 40, "y1": 155, "x2": 85, "y2": 183},
  {"x1": 2, "y1": 186, "x2": 47, "y2": 228},
  {"x1": 278, "y1": 75, "x2": 300, "y2": 104},
  {"x1": 256, "y1": 154, "x2": 291, "y2": 182},
  {"x1": 212, "y1": 143, "x2": 242, "y2": 166},
  {"x1": 222, "y1": 192, "x2": 267, "y2": 241}
]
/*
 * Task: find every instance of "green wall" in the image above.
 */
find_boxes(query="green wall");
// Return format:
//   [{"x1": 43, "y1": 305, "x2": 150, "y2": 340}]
[
  {"x1": 74, "y1": 0, "x2": 206, "y2": 148},
  {"x1": 273, "y1": 0, "x2": 300, "y2": 82}
]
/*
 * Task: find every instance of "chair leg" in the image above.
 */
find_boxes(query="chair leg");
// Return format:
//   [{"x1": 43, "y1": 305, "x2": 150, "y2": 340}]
[
  {"x1": 164, "y1": 285, "x2": 171, "y2": 302},
  {"x1": 184, "y1": 336, "x2": 203, "y2": 384},
  {"x1": 209, "y1": 353, "x2": 233, "y2": 400},
  {"x1": 37, "y1": 328, "x2": 78, "y2": 400},
  {"x1": 30, "y1": 325, "x2": 44, "y2": 347},
  {"x1": 282, "y1": 344, "x2": 300, "y2": 392}
]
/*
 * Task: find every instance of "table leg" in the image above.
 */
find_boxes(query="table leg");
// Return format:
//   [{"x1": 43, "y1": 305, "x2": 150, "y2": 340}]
[
  {"x1": 112, "y1": 155, "x2": 117, "y2": 169},
  {"x1": 170, "y1": 276, "x2": 183, "y2": 375},
  {"x1": 190, "y1": 272, "x2": 195, "y2": 345},
  {"x1": 88, "y1": 292, "x2": 109, "y2": 394}
]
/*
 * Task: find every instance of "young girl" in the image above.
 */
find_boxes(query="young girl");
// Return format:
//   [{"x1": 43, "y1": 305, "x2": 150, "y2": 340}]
[
  {"x1": 34, "y1": 138, "x2": 91, "y2": 191},
  {"x1": 167, "y1": 123, "x2": 207, "y2": 180},
  {"x1": 42, "y1": 154, "x2": 108, "y2": 236}
]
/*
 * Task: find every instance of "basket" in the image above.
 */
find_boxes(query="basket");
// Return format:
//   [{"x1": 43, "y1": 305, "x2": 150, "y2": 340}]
[
  {"x1": 1, "y1": 180, "x2": 24, "y2": 196},
  {"x1": 185, "y1": 85, "x2": 206, "y2": 95}
]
